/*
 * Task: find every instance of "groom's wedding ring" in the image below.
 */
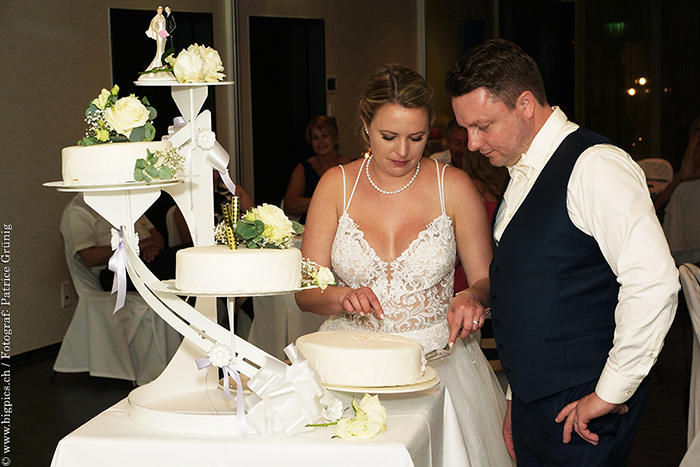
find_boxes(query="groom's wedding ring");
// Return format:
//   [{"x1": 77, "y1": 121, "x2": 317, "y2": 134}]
[{"x1": 473, "y1": 320, "x2": 480, "y2": 325}]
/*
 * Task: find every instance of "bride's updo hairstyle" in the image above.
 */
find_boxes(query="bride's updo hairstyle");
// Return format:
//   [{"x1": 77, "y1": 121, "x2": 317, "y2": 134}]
[{"x1": 359, "y1": 64, "x2": 434, "y2": 148}]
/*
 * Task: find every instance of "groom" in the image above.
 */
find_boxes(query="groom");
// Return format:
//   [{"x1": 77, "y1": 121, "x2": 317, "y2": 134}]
[{"x1": 445, "y1": 39, "x2": 679, "y2": 466}]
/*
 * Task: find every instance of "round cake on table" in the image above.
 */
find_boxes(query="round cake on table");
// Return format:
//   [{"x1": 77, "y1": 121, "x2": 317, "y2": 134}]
[
  {"x1": 62, "y1": 141, "x2": 171, "y2": 186},
  {"x1": 175, "y1": 245, "x2": 302, "y2": 294},
  {"x1": 296, "y1": 330, "x2": 426, "y2": 387}
]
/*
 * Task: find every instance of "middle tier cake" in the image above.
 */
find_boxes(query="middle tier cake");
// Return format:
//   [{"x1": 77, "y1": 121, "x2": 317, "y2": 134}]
[{"x1": 175, "y1": 244, "x2": 302, "y2": 294}]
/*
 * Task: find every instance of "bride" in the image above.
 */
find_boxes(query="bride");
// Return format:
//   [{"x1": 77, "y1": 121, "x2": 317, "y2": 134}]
[{"x1": 296, "y1": 64, "x2": 513, "y2": 466}]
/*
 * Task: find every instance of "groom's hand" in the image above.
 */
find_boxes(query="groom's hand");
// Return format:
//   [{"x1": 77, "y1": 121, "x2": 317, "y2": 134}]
[
  {"x1": 503, "y1": 400, "x2": 516, "y2": 460},
  {"x1": 555, "y1": 392, "x2": 629, "y2": 445}
]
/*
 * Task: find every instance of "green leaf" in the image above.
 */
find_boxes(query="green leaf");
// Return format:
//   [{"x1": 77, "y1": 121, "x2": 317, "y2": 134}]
[
  {"x1": 134, "y1": 169, "x2": 144, "y2": 181},
  {"x1": 291, "y1": 220, "x2": 304, "y2": 234},
  {"x1": 129, "y1": 126, "x2": 146, "y2": 142},
  {"x1": 145, "y1": 164, "x2": 159, "y2": 178},
  {"x1": 236, "y1": 221, "x2": 259, "y2": 240},
  {"x1": 78, "y1": 136, "x2": 96, "y2": 146},
  {"x1": 143, "y1": 122, "x2": 156, "y2": 141},
  {"x1": 135, "y1": 158, "x2": 147, "y2": 169},
  {"x1": 253, "y1": 219, "x2": 265, "y2": 234},
  {"x1": 85, "y1": 103, "x2": 99, "y2": 117},
  {"x1": 143, "y1": 173, "x2": 152, "y2": 183},
  {"x1": 142, "y1": 96, "x2": 151, "y2": 106},
  {"x1": 148, "y1": 106, "x2": 158, "y2": 121},
  {"x1": 158, "y1": 166, "x2": 172, "y2": 179},
  {"x1": 111, "y1": 134, "x2": 128, "y2": 142}
]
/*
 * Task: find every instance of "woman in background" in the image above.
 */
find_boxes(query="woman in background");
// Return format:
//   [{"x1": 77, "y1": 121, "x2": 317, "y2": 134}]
[{"x1": 284, "y1": 116, "x2": 351, "y2": 223}]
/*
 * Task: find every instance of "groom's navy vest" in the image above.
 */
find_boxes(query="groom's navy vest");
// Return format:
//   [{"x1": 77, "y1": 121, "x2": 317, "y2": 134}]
[{"x1": 490, "y1": 128, "x2": 620, "y2": 403}]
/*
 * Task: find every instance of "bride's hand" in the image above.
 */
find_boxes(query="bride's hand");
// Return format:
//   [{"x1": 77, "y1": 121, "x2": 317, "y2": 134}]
[
  {"x1": 447, "y1": 291, "x2": 485, "y2": 347},
  {"x1": 342, "y1": 287, "x2": 384, "y2": 319}
]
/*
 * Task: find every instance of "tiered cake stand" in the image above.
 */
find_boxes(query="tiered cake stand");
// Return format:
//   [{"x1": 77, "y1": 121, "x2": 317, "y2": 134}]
[{"x1": 48, "y1": 82, "x2": 299, "y2": 435}]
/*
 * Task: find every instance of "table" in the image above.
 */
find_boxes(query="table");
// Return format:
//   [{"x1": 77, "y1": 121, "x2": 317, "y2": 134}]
[{"x1": 50, "y1": 385, "x2": 469, "y2": 467}]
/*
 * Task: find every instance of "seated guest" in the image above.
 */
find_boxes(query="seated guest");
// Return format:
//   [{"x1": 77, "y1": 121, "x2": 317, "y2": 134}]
[
  {"x1": 61, "y1": 194, "x2": 186, "y2": 291},
  {"x1": 284, "y1": 116, "x2": 351, "y2": 223},
  {"x1": 655, "y1": 112, "x2": 700, "y2": 214},
  {"x1": 429, "y1": 119, "x2": 468, "y2": 168}
]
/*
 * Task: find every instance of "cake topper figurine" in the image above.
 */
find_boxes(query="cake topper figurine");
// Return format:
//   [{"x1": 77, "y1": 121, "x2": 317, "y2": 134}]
[{"x1": 138, "y1": 5, "x2": 177, "y2": 82}]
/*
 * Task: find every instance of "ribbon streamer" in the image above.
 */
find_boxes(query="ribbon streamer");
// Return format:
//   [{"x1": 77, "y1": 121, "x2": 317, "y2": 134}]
[
  {"x1": 205, "y1": 140, "x2": 238, "y2": 196},
  {"x1": 196, "y1": 356, "x2": 249, "y2": 437},
  {"x1": 245, "y1": 344, "x2": 326, "y2": 437},
  {"x1": 108, "y1": 228, "x2": 127, "y2": 313}
]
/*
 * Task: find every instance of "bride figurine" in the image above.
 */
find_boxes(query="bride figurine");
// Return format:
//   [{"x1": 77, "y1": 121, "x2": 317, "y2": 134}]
[{"x1": 296, "y1": 64, "x2": 514, "y2": 466}]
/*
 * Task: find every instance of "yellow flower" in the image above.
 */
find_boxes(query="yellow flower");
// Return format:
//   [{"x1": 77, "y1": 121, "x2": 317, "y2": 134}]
[
  {"x1": 92, "y1": 88, "x2": 111, "y2": 109},
  {"x1": 110, "y1": 84, "x2": 119, "y2": 95},
  {"x1": 95, "y1": 129, "x2": 110, "y2": 142}
]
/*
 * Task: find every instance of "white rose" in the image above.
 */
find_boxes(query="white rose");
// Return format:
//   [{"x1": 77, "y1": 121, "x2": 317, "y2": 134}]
[
  {"x1": 200, "y1": 45, "x2": 225, "y2": 82},
  {"x1": 355, "y1": 394, "x2": 387, "y2": 427},
  {"x1": 207, "y1": 343, "x2": 233, "y2": 368},
  {"x1": 322, "y1": 398, "x2": 344, "y2": 422},
  {"x1": 103, "y1": 96, "x2": 150, "y2": 138},
  {"x1": 316, "y1": 266, "x2": 335, "y2": 291},
  {"x1": 173, "y1": 45, "x2": 205, "y2": 83},
  {"x1": 247, "y1": 204, "x2": 295, "y2": 245},
  {"x1": 334, "y1": 417, "x2": 384, "y2": 440}
]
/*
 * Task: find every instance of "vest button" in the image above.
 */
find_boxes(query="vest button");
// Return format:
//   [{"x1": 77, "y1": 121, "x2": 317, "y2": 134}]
[
  {"x1": 491, "y1": 265, "x2": 499, "y2": 273},
  {"x1": 503, "y1": 366, "x2": 510, "y2": 373},
  {"x1": 490, "y1": 293, "x2": 497, "y2": 299},
  {"x1": 497, "y1": 344, "x2": 504, "y2": 351},
  {"x1": 492, "y1": 318, "x2": 500, "y2": 325}
]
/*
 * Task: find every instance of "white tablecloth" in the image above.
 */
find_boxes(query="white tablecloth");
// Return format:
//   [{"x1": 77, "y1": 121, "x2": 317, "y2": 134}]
[
  {"x1": 50, "y1": 385, "x2": 468, "y2": 467},
  {"x1": 681, "y1": 431, "x2": 700, "y2": 466}
]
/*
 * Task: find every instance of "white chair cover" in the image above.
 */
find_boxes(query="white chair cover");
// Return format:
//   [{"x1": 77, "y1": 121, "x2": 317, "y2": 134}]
[
  {"x1": 55, "y1": 209, "x2": 181, "y2": 385},
  {"x1": 664, "y1": 179, "x2": 700, "y2": 266},
  {"x1": 679, "y1": 263, "x2": 700, "y2": 447},
  {"x1": 165, "y1": 205, "x2": 182, "y2": 247},
  {"x1": 638, "y1": 157, "x2": 674, "y2": 196}
]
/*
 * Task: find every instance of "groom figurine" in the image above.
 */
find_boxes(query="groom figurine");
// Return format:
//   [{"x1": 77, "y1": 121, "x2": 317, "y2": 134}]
[
  {"x1": 164, "y1": 5, "x2": 176, "y2": 51},
  {"x1": 446, "y1": 39, "x2": 679, "y2": 466}
]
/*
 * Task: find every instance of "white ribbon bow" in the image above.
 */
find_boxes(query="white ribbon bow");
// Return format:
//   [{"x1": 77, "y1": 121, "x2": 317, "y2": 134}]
[
  {"x1": 245, "y1": 344, "x2": 326, "y2": 437},
  {"x1": 108, "y1": 228, "x2": 127, "y2": 313}
]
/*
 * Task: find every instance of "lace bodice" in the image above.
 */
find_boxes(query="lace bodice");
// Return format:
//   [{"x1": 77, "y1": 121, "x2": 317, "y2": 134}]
[{"x1": 321, "y1": 159, "x2": 457, "y2": 352}]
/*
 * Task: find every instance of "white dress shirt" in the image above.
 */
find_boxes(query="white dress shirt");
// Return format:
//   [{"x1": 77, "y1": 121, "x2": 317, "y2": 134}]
[{"x1": 494, "y1": 107, "x2": 679, "y2": 404}]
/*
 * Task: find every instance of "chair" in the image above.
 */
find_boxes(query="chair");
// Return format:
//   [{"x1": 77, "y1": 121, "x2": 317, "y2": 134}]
[
  {"x1": 165, "y1": 205, "x2": 183, "y2": 247},
  {"x1": 54, "y1": 201, "x2": 181, "y2": 385},
  {"x1": 638, "y1": 157, "x2": 674, "y2": 196},
  {"x1": 663, "y1": 179, "x2": 700, "y2": 266},
  {"x1": 679, "y1": 263, "x2": 700, "y2": 447}
]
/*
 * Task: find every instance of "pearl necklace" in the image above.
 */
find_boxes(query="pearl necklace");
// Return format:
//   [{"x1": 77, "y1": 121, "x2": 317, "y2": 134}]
[{"x1": 365, "y1": 154, "x2": 420, "y2": 195}]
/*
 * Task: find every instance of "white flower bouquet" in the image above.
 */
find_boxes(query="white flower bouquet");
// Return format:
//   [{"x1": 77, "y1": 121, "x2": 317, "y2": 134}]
[
  {"x1": 334, "y1": 394, "x2": 387, "y2": 440},
  {"x1": 78, "y1": 85, "x2": 157, "y2": 146},
  {"x1": 165, "y1": 44, "x2": 225, "y2": 83}
]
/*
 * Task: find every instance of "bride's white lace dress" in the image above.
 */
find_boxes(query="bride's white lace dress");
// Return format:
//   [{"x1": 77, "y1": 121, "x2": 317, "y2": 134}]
[{"x1": 320, "y1": 159, "x2": 513, "y2": 466}]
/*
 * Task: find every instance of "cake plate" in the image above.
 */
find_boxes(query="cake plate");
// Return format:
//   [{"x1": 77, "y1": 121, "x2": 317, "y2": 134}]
[{"x1": 322, "y1": 366, "x2": 440, "y2": 395}]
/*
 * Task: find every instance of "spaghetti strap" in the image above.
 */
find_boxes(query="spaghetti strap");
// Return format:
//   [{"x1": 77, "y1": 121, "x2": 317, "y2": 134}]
[
  {"x1": 343, "y1": 157, "x2": 367, "y2": 213},
  {"x1": 435, "y1": 160, "x2": 447, "y2": 215},
  {"x1": 340, "y1": 164, "x2": 347, "y2": 210}
]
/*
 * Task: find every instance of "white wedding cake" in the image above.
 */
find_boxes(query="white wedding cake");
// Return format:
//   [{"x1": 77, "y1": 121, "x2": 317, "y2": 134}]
[
  {"x1": 296, "y1": 330, "x2": 425, "y2": 387},
  {"x1": 175, "y1": 245, "x2": 302, "y2": 294},
  {"x1": 62, "y1": 141, "x2": 172, "y2": 186}
]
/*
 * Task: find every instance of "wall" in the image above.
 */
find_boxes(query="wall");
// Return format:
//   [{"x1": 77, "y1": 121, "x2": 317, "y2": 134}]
[{"x1": 0, "y1": 0, "x2": 229, "y2": 355}]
